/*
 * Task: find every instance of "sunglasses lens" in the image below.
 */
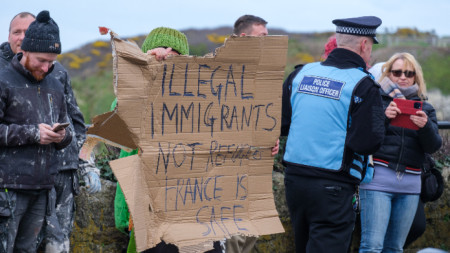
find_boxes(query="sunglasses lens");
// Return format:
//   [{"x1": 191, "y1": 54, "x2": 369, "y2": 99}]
[
  {"x1": 404, "y1": 71, "x2": 415, "y2": 78},
  {"x1": 391, "y1": 70, "x2": 402, "y2": 77}
]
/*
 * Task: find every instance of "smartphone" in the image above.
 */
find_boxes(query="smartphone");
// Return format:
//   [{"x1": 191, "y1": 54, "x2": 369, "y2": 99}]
[
  {"x1": 390, "y1": 99, "x2": 422, "y2": 130},
  {"x1": 52, "y1": 122, "x2": 70, "y2": 132}
]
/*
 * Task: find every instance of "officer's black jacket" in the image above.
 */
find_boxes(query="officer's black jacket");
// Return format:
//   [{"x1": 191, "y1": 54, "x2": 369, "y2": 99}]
[{"x1": 281, "y1": 48, "x2": 386, "y2": 184}]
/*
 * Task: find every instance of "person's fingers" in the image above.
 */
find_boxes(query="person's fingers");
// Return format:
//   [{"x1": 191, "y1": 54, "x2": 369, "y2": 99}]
[
  {"x1": 147, "y1": 49, "x2": 157, "y2": 55},
  {"x1": 271, "y1": 148, "x2": 279, "y2": 156},
  {"x1": 415, "y1": 110, "x2": 427, "y2": 118},
  {"x1": 41, "y1": 124, "x2": 53, "y2": 130},
  {"x1": 410, "y1": 114, "x2": 427, "y2": 128},
  {"x1": 39, "y1": 127, "x2": 56, "y2": 144},
  {"x1": 48, "y1": 129, "x2": 65, "y2": 143}
]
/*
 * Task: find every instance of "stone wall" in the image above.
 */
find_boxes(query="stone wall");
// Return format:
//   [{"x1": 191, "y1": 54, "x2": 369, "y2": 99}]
[
  {"x1": 70, "y1": 180, "x2": 128, "y2": 252},
  {"x1": 69, "y1": 169, "x2": 449, "y2": 252},
  {"x1": 254, "y1": 170, "x2": 450, "y2": 253}
]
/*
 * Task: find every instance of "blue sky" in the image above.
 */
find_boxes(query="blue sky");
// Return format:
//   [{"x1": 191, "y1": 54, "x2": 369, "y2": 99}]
[{"x1": 3, "y1": 0, "x2": 450, "y2": 52}]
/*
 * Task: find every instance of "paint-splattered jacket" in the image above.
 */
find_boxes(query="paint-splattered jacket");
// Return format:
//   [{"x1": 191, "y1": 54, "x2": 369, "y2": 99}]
[
  {"x1": 0, "y1": 42, "x2": 86, "y2": 172},
  {"x1": 52, "y1": 62, "x2": 86, "y2": 171},
  {"x1": 0, "y1": 53, "x2": 72, "y2": 190},
  {"x1": 0, "y1": 42, "x2": 14, "y2": 69}
]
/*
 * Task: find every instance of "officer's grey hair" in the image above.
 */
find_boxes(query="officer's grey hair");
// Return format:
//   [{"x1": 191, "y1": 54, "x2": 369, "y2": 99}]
[{"x1": 335, "y1": 33, "x2": 363, "y2": 48}]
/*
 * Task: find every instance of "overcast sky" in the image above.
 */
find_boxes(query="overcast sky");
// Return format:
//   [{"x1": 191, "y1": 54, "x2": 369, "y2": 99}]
[{"x1": 2, "y1": 0, "x2": 450, "y2": 52}]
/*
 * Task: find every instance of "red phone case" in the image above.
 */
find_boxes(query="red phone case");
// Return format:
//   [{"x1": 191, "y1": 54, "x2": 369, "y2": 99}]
[{"x1": 390, "y1": 99, "x2": 422, "y2": 130}]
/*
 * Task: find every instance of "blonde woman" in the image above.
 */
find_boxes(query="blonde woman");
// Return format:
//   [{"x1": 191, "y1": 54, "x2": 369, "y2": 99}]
[{"x1": 359, "y1": 53, "x2": 442, "y2": 252}]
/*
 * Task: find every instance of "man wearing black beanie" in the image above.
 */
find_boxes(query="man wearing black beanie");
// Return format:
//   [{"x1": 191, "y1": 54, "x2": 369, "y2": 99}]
[
  {"x1": 0, "y1": 11, "x2": 101, "y2": 253},
  {"x1": 0, "y1": 10, "x2": 72, "y2": 252}
]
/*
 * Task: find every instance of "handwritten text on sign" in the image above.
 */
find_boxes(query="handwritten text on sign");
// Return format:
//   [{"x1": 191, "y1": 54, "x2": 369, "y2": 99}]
[
  {"x1": 147, "y1": 63, "x2": 277, "y2": 138},
  {"x1": 108, "y1": 35, "x2": 286, "y2": 250},
  {"x1": 147, "y1": 61, "x2": 271, "y2": 235}
]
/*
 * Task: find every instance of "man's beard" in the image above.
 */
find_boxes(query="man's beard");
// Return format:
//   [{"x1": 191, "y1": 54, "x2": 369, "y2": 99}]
[{"x1": 24, "y1": 56, "x2": 46, "y2": 81}]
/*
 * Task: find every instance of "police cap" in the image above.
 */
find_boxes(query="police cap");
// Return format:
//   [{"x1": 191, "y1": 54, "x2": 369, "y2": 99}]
[{"x1": 332, "y1": 16, "x2": 382, "y2": 44}]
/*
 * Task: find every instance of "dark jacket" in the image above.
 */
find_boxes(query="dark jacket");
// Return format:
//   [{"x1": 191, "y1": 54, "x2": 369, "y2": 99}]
[
  {"x1": 374, "y1": 92, "x2": 442, "y2": 172},
  {"x1": 0, "y1": 53, "x2": 72, "y2": 190},
  {"x1": 282, "y1": 48, "x2": 386, "y2": 184},
  {"x1": 0, "y1": 42, "x2": 14, "y2": 69},
  {"x1": 52, "y1": 62, "x2": 86, "y2": 171},
  {"x1": 0, "y1": 41, "x2": 86, "y2": 171}
]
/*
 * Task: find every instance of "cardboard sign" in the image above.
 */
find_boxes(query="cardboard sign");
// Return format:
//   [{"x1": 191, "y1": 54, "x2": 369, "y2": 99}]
[{"x1": 87, "y1": 33, "x2": 287, "y2": 251}]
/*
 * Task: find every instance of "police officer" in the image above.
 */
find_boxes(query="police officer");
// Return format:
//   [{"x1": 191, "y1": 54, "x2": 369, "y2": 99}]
[{"x1": 280, "y1": 16, "x2": 386, "y2": 253}]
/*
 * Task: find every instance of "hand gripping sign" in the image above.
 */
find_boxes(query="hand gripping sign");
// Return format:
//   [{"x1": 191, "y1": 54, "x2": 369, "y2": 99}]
[{"x1": 83, "y1": 32, "x2": 288, "y2": 252}]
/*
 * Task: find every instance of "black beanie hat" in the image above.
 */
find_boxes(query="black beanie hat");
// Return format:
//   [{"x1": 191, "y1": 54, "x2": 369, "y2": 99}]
[{"x1": 21, "y1": 10, "x2": 61, "y2": 54}]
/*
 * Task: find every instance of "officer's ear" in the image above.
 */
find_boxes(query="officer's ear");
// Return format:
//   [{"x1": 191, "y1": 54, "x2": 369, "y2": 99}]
[
  {"x1": 359, "y1": 38, "x2": 366, "y2": 52},
  {"x1": 359, "y1": 37, "x2": 371, "y2": 54}
]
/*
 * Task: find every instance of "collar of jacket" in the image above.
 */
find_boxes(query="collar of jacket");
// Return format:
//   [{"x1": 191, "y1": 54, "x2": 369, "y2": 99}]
[
  {"x1": 0, "y1": 42, "x2": 14, "y2": 62},
  {"x1": 11, "y1": 52, "x2": 55, "y2": 83},
  {"x1": 322, "y1": 48, "x2": 367, "y2": 71},
  {"x1": 380, "y1": 88, "x2": 423, "y2": 102}
]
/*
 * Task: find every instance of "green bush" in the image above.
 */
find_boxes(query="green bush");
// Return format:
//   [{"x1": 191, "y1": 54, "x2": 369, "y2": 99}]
[
  {"x1": 190, "y1": 43, "x2": 209, "y2": 56},
  {"x1": 422, "y1": 53, "x2": 450, "y2": 95},
  {"x1": 94, "y1": 143, "x2": 120, "y2": 181},
  {"x1": 71, "y1": 70, "x2": 115, "y2": 123}
]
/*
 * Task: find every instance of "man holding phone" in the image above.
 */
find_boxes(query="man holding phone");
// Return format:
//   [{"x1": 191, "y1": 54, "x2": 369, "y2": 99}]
[
  {"x1": 1, "y1": 11, "x2": 101, "y2": 253},
  {"x1": 52, "y1": 122, "x2": 70, "y2": 132},
  {"x1": 0, "y1": 11, "x2": 72, "y2": 252}
]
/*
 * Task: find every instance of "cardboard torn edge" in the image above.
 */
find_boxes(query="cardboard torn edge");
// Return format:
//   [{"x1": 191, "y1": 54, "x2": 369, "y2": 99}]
[
  {"x1": 79, "y1": 134, "x2": 134, "y2": 160},
  {"x1": 178, "y1": 241, "x2": 215, "y2": 253},
  {"x1": 86, "y1": 110, "x2": 138, "y2": 152}
]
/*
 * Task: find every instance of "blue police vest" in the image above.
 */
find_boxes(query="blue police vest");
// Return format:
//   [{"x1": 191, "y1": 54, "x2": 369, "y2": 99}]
[{"x1": 284, "y1": 62, "x2": 368, "y2": 180}]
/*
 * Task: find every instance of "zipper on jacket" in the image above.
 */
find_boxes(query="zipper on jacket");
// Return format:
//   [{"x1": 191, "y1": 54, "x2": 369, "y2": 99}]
[
  {"x1": 396, "y1": 128, "x2": 405, "y2": 179},
  {"x1": 37, "y1": 84, "x2": 46, "y2": 183},
  {"x1": 48, "y1": 93, "x2": 55, "y2": 124}
]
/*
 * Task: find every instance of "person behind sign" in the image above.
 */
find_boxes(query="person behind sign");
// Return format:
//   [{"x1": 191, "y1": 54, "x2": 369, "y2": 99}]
[
  {"x1": 220, "y1": 14, "x2": 270, "y2": 253},
  {"x1": 0, "y1": 10, "x2": 73, "y2": 252},
  {"x1": 111, "y1": 27, "x2": 193, "y2": 253},
  {"x1": 232, "y1": 14, "x2": 268, "y2": 37},
  {"x1": 277, "y1": 16, "x2": 386, "y2": 253},
  {"x1": 322, "y1": 34, "x2": 336, "y2": 60},
  {"x1": 359, "y1": 53, "x2": 442, "y2": 252}
]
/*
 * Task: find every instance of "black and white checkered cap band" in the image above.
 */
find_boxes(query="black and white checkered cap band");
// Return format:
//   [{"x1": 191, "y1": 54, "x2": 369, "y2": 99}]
[{"x1": 336, "y1": 25, "x2": 376, "y2": 36}]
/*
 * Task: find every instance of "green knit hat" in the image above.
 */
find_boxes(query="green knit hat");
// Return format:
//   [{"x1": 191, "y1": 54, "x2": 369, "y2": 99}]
[{"x1": 141, "y1": 27, "x2": 189, "y2": 55}]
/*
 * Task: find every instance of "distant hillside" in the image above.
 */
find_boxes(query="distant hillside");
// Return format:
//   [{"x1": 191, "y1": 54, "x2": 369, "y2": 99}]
[
  {"x1": 60, "y1": 27, "x2": 450, "y2": 122},
  {"x1": 58, "y1": 26, "x2": 293, "y2": 79},
  {"x1": 59, "y1": 26, "x2": 449, "y2": 79}
]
